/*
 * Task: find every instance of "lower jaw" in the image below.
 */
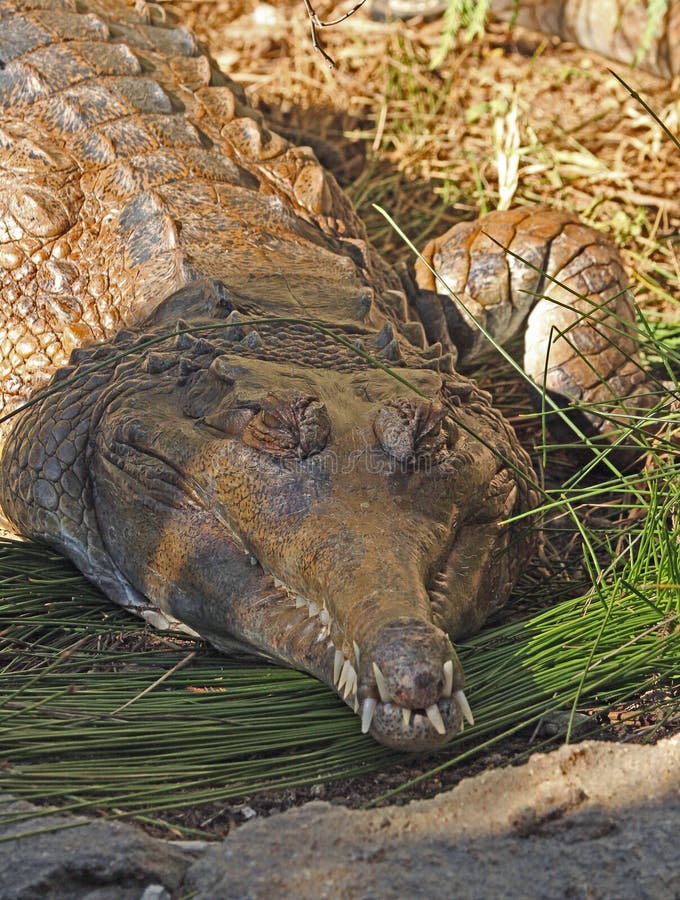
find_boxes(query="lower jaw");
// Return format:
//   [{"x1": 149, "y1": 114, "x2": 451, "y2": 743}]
[{"x1": 364, "y1": 696, "x2": 462, "y2": 751}]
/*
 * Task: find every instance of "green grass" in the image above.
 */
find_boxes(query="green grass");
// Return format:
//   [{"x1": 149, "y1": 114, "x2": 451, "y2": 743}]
[{"x1": 1, "y1": 489, "x2": 677, "y2": 836}]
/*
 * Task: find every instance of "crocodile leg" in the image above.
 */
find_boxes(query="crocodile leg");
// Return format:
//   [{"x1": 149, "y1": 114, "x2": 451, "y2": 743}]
[{"x1": 411, "y1": 207, "x2": 662, "y2": 448}]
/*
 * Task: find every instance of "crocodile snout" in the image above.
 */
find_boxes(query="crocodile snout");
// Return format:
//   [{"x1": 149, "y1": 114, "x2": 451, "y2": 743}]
[
  {"x1": 354, "y1": 618, "x2": 472, "y2": 750},
  {"x1": 370, "y1": 619, "x2": 450, "y2": 709}
]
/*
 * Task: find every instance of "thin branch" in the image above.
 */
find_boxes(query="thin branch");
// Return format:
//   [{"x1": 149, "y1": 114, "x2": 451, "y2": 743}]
[{"x1": 302, "y1": 0, "x2": 368, "y2": 68}]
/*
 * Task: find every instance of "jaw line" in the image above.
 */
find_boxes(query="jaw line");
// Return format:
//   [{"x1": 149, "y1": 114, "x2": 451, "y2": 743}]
[{"x1": 267, "y1": 569, "x2": 361, "y2": 713}]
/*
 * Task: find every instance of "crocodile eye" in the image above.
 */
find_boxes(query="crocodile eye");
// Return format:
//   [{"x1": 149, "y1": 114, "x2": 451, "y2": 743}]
[
  {"x1": 373, "y1": 398, "x2": 453, "y2": 464},
  {"x1": 243, "y1": 393, "x2": 331, "y2": 459}
]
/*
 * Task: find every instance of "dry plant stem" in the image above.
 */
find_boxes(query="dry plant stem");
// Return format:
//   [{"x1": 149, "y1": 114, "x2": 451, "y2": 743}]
[{"x1": 302, "y1": 0, "x2": 368, "y2": 67}]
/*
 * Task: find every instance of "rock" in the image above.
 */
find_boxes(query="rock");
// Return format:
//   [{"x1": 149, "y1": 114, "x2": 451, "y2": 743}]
[
  {"x1": 183, "y1": 736, "x2": 680, "y2": 900},
  {"x1": 0, "y1": 796, "x2": 198, "y2": 900}
]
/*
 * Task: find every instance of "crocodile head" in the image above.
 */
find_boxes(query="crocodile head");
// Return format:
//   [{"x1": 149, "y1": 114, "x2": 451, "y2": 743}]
[{"x1": 1, "y1": 306, "x2": 536, "y2": 751}]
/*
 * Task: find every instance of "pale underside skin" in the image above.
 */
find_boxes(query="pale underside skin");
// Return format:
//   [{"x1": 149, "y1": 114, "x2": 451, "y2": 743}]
[{"x1": 0, "y1": 0, "x2": 669, "y2": 750}]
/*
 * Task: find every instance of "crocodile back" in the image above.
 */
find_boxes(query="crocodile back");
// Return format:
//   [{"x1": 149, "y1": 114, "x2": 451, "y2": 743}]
[{"x1": 0, "y1": 0, "x2": 395, "y2": 422}]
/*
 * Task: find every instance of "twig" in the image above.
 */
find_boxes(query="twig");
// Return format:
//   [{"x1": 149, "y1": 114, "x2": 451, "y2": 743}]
[
  {"x1": 111, "y1": 650, "x2": 197, "y2": 714},
  {"x1": 302, "y1": 0, "x2": 368, "y2": 68}
]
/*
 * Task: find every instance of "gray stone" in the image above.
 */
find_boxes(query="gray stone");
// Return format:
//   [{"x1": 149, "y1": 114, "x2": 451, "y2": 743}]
[
  {"x1": 0, "y1": 797, "x2": 195, "y2": 900},
  {"x1": 183, "y1": 736, "x2": 680, "y2": 900},
  {"x1": 2, "y1": 737, "x2": 679, "y2": 899}
]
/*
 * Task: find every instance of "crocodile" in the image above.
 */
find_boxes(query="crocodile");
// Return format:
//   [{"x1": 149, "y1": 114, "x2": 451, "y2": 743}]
[{"x1": 0, "y1": 0, "x2": 665, "y2": 751}]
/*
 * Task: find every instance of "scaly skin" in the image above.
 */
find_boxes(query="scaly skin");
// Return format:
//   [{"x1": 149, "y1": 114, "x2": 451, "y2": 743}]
[{"x1": 0, "y1": 0, "x2": 665, "y2": 749}]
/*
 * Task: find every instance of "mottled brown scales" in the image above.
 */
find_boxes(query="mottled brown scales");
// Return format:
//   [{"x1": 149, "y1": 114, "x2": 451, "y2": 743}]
[{"x1": 0, "y1": 0, "x2": 670, "y2": 750}]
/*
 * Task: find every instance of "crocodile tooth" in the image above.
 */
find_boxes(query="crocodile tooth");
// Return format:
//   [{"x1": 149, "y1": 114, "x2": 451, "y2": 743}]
[
  {"x1": 314, "y1": 624, "x2": 330, "y2": 644},
  {"x1": 338, "y1": 659, "x2": 352, "y2": 693},
  {"x1": 342, "y1": 663, "x2": 359, "y2": 712},
  {"x1": 319, "y1": 607, "x2": 330, "y2": 626},
  {"x1": 333, "y1": 650, "x2": 344, "y2": 685},
  {"x1": 339, "y1": 660, "x2": 355, "y2": 697},
  {"x1": 372, "y1": 662, "x2": 390, "y2": 704},
  {"x1": 442, "y1": 659, "x2": 453, "y2": 698},
  {"x1": 402, "y1": 707, "x2": 411, "y2": 728},
  {"x1": 454, "y1": 689, "x2": 474, "y2": 726},
  {"x1": 273, "y1": 576, "x2": 285, "y2": 588},
  {"x1": 353, "y1": 696, "x2": 359, "y2": 714},
  {"x1": 361, "y1": 697, "x2": 377, "y2": 733},
  {"x1": 426, "y1": 703, "x2": 446, "y2": 735},
  {"x1": 249, "y1": 556, "x2": 258, "y2": 567},
  {"x1": 294, "y1": 596, "x2": 306, "y2": 609},
  {"x1": 352, "y1": 640, "x2": 360, "y2": 666},
  {"x1": 343, "y1": 666, "x2": 356, "y2": 700},
  {"x1": 307, "y1": 601, "x2": 319, "y2": 618}
]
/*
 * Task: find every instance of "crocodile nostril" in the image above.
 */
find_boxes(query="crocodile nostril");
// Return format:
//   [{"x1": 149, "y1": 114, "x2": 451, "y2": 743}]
[
  {"x1": 370, "y1": 619, "x2": 453, "y2": 708},
  {"x1": 392, "y1": 669, "x2": 441, "y2": 709}
]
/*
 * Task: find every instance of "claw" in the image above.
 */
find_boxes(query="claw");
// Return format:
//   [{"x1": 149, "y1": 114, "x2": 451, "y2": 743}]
[
  {"x1": 426, "y1": 703, "x2": 446, "y2": 735},
  {"x1": 402, "y1": 707, "x2": 411, "y2": 728},
  {"x1": 454, "y1": 689, "x2": 474, "y2": 726},
  {"x1": 372, "y1": 662, "x2": 390, "y2": 703},
  {"x1": 361, "y1": 697, "x2": 377, "y2": 733}
]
